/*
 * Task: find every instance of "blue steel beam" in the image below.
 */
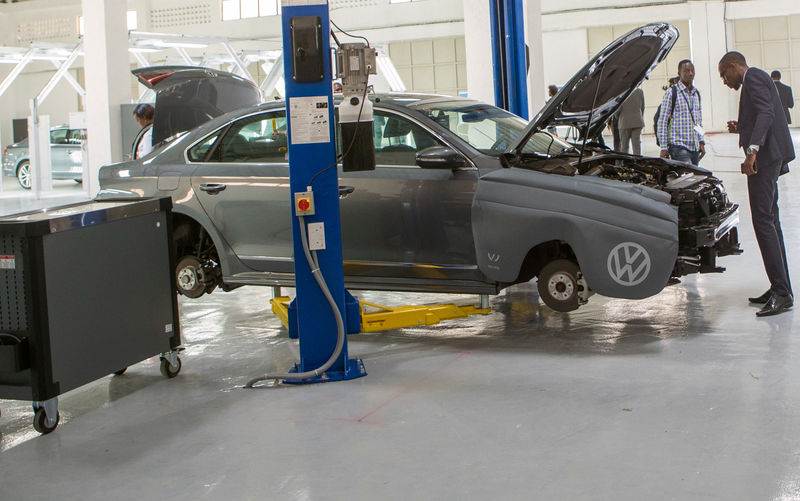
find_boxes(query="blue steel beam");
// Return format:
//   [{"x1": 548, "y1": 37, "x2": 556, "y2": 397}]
[
  {"x1": 280, "y1": 0, "x2": 364, "y2": 383},
  {"x1": 489, "y1": 0, "x2": 529, "y2": 119}
]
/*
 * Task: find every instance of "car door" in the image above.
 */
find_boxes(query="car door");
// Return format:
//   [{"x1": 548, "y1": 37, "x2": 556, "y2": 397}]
[
  {"x1": 48, "y1": 128, "x2": 76, "y2": 178},
  {"x1": 339, "y1": 109, "x2": 480, "y2": 281},
  {"x1": 189, "y1": 110, "x2": 294, "y2": 272}
]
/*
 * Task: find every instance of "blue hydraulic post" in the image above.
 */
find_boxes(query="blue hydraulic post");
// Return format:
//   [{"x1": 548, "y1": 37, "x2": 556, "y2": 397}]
[
  {"x1": 489, "y1": 0, "x2": 529, "y2": 119},
  {"x1": 279, "y1": 0, "x2": 365, "y2": 383}
]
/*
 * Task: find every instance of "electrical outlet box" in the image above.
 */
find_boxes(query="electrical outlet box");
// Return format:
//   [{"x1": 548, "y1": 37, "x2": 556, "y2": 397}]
[{"x1": 307, "y1": 222, "x2": 326, "y2": 250}]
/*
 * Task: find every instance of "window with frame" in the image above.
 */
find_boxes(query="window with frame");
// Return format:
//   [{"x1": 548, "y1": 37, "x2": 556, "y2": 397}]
[
  {"x1": 372, "y1": 111, "x2": 442, "y2": 166},
  {"x1": 49, "y1": 129, "x2": 68, "y2": 145},
  {"x1": 190, "y1": 112, "x2": 289, "y2": 163},
  {"x1": 222, "y1": 0, "x2": 278, "y2": 21}
]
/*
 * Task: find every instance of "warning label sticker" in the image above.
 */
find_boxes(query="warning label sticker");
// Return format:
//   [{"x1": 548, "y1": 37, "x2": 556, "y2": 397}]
[
  {"x1": 0, "y1": 255, "x2": 16, "y2": 270},
  {"x1": 289, "y1": 96, "x2": 330, "y2": 144}
]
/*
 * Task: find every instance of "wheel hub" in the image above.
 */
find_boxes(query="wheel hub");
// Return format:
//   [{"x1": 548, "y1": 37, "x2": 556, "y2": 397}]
[
  {"x1": 178, "y1": 266, "x2": 198, "y2": 290},
  {"x1": 547, "y1": 273, "x2": 574, "y2": 301}
]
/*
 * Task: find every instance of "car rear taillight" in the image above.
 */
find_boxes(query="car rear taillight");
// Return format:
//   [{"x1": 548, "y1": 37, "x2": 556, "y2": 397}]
[
  {"x1": 138, "y1": 72, "x2": 174, "y2": 87},
  {"x1": 2, "y1": 147, "x2": 6, "y2": 156}
]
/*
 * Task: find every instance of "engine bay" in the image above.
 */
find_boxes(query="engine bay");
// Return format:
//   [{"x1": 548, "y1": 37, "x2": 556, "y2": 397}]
[{"x1": 514, "y1": 149, "x2": 742, "y2": 276}]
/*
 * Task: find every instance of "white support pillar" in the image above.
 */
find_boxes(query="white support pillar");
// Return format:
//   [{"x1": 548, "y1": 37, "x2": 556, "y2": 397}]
[
  {"x1": 463, "y1": 0, "x2": 494, "y2": 104},
  {"x1": 81, "y1": 0, "x2": 130, "y2": 197},
  {"x1": 28, "y1": 105, "x2": 52, "y2": 196},
  {"x1": 689, "y1": 1, "x2": 728, "y2": 132},
  {"x1": 524, "y1": 0, "x2": 545, "y2": 118}
]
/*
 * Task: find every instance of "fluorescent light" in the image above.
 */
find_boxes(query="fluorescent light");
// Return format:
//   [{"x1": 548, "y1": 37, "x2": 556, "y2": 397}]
[{"x1": 128, "y1": 47, "x2": 160, "y2": 54}]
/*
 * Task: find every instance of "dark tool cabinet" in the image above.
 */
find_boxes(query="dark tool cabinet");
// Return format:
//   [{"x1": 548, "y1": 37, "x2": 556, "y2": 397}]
[{"x1": 0, "y1": 197, "x2": 182, "y2": 433}]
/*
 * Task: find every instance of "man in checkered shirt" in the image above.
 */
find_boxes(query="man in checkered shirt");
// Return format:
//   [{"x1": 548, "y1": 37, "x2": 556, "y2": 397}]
[{"x1": 657, "y1": 59, "x2": 706, "y2": 165}]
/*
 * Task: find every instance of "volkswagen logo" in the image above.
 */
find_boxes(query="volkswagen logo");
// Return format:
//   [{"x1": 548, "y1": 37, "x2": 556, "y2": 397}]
[{"x1": 607, "y1": 242, "x2": 651, "y2": 287}]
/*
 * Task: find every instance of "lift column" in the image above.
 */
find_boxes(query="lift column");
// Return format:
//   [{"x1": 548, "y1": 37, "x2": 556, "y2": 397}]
[
  {"x1": 489, "y1": 0, "x2": 529, "y2": 118},
  {"x1": 280, "y1": 0, "x2": 364, "y2": 383}
]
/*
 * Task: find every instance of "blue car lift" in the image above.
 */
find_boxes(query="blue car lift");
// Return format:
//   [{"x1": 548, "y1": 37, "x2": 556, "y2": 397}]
[
  {"x1": 277, "y1": 0, "x2": 364, "y2": 384},
  {"x1": 489, "y1": 0, "x2": 529, "y2": 119}
]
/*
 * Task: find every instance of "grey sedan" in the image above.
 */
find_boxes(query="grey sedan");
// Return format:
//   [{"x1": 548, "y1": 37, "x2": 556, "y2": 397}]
[
  {"x1": 2, "y1": 126, "x2": 85, "y2": 189},
  {"x1": 98, "y1": 24, "x2": 741, "y2": 312}
]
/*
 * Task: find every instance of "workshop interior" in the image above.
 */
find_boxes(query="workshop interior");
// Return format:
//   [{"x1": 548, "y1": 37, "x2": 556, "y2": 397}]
[{"x1": 1, "y1": 1, "x2": 800, "y2": 499}]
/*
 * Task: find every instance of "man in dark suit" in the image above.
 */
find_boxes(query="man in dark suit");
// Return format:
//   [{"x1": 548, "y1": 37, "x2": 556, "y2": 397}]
[
  {"x1": 771, "y1": 70, "x2": 794, "y2": 125},
  {"x1": 719, "y1": 51, "x2": 795, "y2": 316}
]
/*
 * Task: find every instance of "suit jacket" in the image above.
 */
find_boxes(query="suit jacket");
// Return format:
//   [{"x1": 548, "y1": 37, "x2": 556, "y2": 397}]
[
  {"x1": 616, "y1": 87, "x2": 645, "y2": 130},
  {"x1": 774, "y1": 80, "x2": 794, "y2": 124},
  {"x1": 738, "y1": 67, "x2": 795, "y2": 174}
]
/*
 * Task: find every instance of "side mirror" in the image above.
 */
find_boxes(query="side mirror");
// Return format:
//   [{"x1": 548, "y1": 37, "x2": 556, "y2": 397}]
[{"x1": 415, "y1": 146, "x2": 468, "y2": 169}]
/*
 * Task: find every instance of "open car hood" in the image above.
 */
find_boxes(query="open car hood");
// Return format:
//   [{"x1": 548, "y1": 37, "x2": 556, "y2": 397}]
[
  {"x1": 509, "y1": 23, "x2": 678, "y2": 153},
  {"x1": 133, "y1": 66, "x2": 262, "y2": 145}
]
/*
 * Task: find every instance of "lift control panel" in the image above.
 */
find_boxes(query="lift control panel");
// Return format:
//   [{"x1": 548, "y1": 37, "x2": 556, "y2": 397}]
[{"x1": 294, "y1": 191, "x2": 315, "y2": 216}]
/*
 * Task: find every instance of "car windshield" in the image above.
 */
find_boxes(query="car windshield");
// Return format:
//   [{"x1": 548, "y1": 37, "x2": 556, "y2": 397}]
[{"x1": 410, "y1": 101, "x2": 572, "y2": 157}]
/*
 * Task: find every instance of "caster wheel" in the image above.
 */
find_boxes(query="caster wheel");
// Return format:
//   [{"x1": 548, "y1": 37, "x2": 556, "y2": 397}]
[
  {"x1": 537, "y1": 259, "x2": 582, "y2": 312},
  {"x1": 113, "y1": 368, "x2": 127, "y2": 376},
  {"x1": 33, "y1": 408, "x2": 59, "y2": 434},
  {"x1": 160, "y1": 356, "x2": 181, "y2": 378}
]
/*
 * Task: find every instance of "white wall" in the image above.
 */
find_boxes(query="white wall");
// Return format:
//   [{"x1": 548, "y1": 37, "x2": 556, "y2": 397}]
[{"x1": 542, "y1": 29, "x2": 588, "y2": 94}]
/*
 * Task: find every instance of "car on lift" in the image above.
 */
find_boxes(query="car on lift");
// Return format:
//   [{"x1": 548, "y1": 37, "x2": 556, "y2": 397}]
[
  {"x1": 98, "y1": 23, "x2": 741, "y2": 312},
  {"x1": 2, "y1": 126, "x2": 86, "y2": 189}
]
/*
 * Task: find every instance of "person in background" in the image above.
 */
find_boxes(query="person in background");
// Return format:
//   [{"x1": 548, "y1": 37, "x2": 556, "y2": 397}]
[
  {"x1": 132, "y1": 103, "x2": 154, "y2": 160},
  {"x1": 719, "y1": 51, "x2": 795, "y2": 316},
  {"x1": 609, "y1": 113, "x2": 621, "y2": 151},
  {"x1": 616, "y1": 86, "x2": 645, "y2": 155},
  {"x1": 771, "y1": 70, "x2": 794, "y2": 125},
  {"x1": 657, "y1": 59, "x2": 705, "y2": 164}
]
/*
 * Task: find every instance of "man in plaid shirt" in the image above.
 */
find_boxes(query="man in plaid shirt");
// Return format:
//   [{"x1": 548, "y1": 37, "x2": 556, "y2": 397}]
[{"x1": 657, "y1": 59, "x2": 706, "y2": 165}]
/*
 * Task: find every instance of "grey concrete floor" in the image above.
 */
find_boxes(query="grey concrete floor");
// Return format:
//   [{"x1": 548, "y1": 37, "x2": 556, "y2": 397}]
[
  {"x1": 1, "y1": 132, "x2": 800, "y2": 500},
  {"x1": 0, "y1": 174, "x2": 89, "y2": 216}
]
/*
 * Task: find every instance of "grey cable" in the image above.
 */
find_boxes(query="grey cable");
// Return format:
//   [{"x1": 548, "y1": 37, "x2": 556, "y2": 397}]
[{"x1": 245, "y1": 214, "x2": 345, "y2": 388}]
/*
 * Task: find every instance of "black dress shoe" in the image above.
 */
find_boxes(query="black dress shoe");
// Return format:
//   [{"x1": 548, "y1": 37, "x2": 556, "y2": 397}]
[
  {"x1": 749, "y1": 290, "x2": 772, "y2": 304},
  {"x1": 756, "y1": 294, "x2": 793, "y2": 317}
]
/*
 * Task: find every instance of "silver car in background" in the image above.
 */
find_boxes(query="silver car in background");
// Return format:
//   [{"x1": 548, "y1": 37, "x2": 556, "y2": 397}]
[{"x1": 2, "y1": 126, "x2": 86, "y2": 189}]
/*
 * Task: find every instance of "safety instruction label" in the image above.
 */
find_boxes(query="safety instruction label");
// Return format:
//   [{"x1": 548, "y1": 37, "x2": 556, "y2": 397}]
[
  {"x1": 289, "y1": 96, "x2": 330, "y2": 145},
  {"x1": 0, "y1": 255, "x2": 16, "y2": 270}
]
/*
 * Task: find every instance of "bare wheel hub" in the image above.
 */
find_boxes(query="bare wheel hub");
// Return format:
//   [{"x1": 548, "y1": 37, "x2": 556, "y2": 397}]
[
  {"x1": 547, "y1": 273, "x2": 574, "y2": 300},
  {"x1": 178, "y1": 266, "x2": 202, "y2": 290}
]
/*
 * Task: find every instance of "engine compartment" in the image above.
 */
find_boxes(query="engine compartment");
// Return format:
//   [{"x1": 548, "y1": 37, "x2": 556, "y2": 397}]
[{"x1": 516, "y1": 150, "x2": 742, "y2": 276}]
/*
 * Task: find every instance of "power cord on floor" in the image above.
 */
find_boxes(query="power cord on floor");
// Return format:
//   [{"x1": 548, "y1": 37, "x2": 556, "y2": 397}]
[{"x1": 244, "y1": 213, "x2": 345, "y2": 388}]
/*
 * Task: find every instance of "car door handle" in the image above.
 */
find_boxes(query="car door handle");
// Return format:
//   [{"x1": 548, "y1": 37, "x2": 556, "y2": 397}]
[
  {"x1": 338, "y1": 185, "x2": 355, "y2": 199},
  {"x1": 199, "y1": 183, "x2": 227, "y2": 195}
]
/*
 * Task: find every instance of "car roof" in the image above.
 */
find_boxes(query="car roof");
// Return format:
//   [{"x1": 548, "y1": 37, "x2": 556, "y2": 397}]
[{"x1": 188, "y1": 92, "x2": 485, "y2": 135}]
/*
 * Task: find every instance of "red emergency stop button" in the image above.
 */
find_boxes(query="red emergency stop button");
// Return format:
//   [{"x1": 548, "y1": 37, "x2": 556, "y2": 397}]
[{"x1": 297, "y1": 198, "x2": 311, "y2": 212}]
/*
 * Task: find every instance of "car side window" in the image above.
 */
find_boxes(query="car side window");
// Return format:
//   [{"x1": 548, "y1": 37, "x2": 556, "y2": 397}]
[
  {"x1": 215, "y1": 111, "x2": 288, "y2": 163},
  {"x1": 66, "y1": 129, "x2": 86, "y2": 144},
  {"x1": 187, "y1": 129, "x2": 224, "y2": 162},
  {"x1": 49, "y1": 129, "x2": 68, "y2": 145},
  {"x1": 373, "y1": 111, "x2": 442, "y2": 166}
]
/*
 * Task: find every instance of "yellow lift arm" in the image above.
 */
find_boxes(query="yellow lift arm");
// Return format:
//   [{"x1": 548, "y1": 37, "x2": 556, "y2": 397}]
[{"x1": 270, "y1": 296, "x2": 490, "y2": 333}]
